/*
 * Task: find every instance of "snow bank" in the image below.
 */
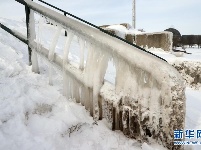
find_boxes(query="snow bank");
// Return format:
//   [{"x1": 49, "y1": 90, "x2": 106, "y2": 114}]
[
  {"x1": 106, "y1": 25, "x2": 128, "y2": 38},
  {"x1": 105, "y1": 24, "x2": 138, "y2": 37}
]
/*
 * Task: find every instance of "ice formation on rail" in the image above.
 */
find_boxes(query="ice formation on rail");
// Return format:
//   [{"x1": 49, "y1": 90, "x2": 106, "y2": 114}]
[
  {"x1": 48, "y1": 25, "x2": 61, "y2": 85},
  {"x1": 78, "y1": 37, "x2": 85, "y2": 70},
  {"x1": 26, "y1": 2, "x2": 185, "y2": 147},
  {"x1": 84, "y1": 43, "x2": 109, "y2": 120},
  {"x1": 63, "y1": 30, "x2": 74, "y2": 97},
  {"x1": 29, "y1": 10, "x2": 39, "y2": 73},
  {"x1": 36, "y1": 16, "x2": 44, "y2": 51}
]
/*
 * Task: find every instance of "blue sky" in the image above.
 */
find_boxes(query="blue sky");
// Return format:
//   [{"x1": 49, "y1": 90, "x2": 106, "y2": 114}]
[{"x1": 0, "y1": 0, "x2": 201, "y2": 35}]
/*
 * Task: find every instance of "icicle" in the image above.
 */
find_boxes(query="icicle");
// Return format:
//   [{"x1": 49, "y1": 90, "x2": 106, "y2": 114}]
[
  {"x1": 84, "y1": 44, "x2": 97, "y2": 118},
  {"x1": 72, "y1": 79, "x2": 80, "y2": 103},
  {"x1": 48, "y1": 25, "x2": 62, "y2": 85},
  {"x1": 84, "y1": 43, "x2": 94, "y2": 87},
  {"x1": 67, "y1": 75, "x2": 72, "y2": 98},
  {"x1": 82, "y1": 87, "x2": 90, "y2": 111},
  {"x1": 63, "y1": 30, "x2": 74, "y2": 64},
  {"x1": 31, "y1": 50, "x2": 39, "y2": 73},
  {"x1": 63, "y1": 72, "x2": 70, "y2": 97},
  {"x1": 28, "y1": 10, "x2": 39, "y2": 73},
  {"x1": 48, "y1": 25, "x2": 62, "y2": 61},
  {"x1": 70, "y1": 77, "x2": 75, "y2": 98},
  {"x1": 49, "y1": 64, "x2": 53, "y2": 85},
  {"x1": 70, "y1": 78, "x2": 74, "y2": 99},
  {"x1": 89, "y1": 88, "x2": 93, "y2": 117},
  {"x1": 29, "y1": 10, "x2": 36, "y2": 43},
  {"x1": 114, "y1": 59, "x2": 128, "y2": 95},
  {"x1": 36, "y1": 16, "x2": 44, "y2": 52},
  {"x1": 78, "y1": 37, "x2": 85, "y2": 70},
  {"x1": 92, "y1": 53, "x2": 109, "y2": 120},
  {"x1": 129, "y1": 67, "x2": 139, "y2": 99},
  {"x1": 84, "y1": 43, "x2": 109, "y2": 120},
  {"x1": 62, "y1": 30, "x2": 74, "y2": 96},
  {"x1": 80, "y1": 86, "x2": 85, "y2": 106}
]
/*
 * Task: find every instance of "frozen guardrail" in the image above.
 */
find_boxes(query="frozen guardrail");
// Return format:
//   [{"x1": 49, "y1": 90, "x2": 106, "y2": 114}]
[
  {"x1": 1, "y1": 0, "x2": 186, "y2": 149},
  {"x1": 0, "y1": 23, "x2": 27, "y2": 44}
]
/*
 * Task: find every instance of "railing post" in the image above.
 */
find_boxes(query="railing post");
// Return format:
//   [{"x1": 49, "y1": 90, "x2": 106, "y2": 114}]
[
  {"x1": 25, "y1": 0, "x2": 40, "y2": 73},
  {"x1": 64, "y1": 12, "x2": 67, "y2": 36},
  {"x1": 25, "y1": 3, "x2": 32, "y2": 65}
]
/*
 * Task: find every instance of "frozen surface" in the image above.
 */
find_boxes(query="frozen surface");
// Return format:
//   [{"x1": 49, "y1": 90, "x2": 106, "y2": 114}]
[
  {"x1": 0, "y1": 18, "x2": 201, "y2": 150},
  {"x1": 147, "y1": 47, "x2": 201, "y2": 63}
]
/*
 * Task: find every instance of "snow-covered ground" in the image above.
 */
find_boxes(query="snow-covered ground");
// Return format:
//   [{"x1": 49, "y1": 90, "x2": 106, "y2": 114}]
[
  {"x1": 147, "y1": 47, "x2": 201, "y2": 63},
  {"x1": 0, "y1": 18, "x2": 201, "y2": 150}
]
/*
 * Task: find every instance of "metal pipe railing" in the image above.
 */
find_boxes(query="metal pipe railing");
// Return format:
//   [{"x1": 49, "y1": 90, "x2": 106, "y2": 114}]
[
  {"x1": 15, "y1": 0, "x2": 167, "y2": 63},
  {"x1": 25, "y1": 1, "x2": 32, "y2": 65},
  {"x1": 0, "y1": 23, "x2": 28, "y2": 44}
]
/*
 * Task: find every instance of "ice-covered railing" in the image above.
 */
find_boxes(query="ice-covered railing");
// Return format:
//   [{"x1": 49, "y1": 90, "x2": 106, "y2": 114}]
[
  {"x1": 36, "y1": 0, "x2": 167, "y2": 63},
  {"x1": 8, "y1": 0, "x2": 186, "y2": 149}
]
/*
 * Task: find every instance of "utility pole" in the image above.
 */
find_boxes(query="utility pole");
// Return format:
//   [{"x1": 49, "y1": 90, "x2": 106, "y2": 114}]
[{"x1": 132, "y1": 0, "x2": 136, "y2": 29}]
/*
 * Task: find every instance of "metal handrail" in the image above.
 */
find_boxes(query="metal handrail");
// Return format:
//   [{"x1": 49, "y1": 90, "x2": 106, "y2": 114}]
[{"x1": 0, "y1": 23, "x2": 28, "y2": 44}]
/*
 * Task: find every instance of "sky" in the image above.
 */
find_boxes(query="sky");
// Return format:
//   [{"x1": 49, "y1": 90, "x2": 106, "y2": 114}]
[{"x1": 0, "y1": 0, "x2": 201, "y2": 35}]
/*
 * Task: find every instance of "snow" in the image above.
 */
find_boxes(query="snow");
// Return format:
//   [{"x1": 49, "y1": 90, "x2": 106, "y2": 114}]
[
  {"x1": 106, "y1": 25, "x2": 128, "y2": 38},
  {"x1": 106, "y1": 24, "x2": 141, "y2": 38},
  {"x1": 0, "y1": 16, "x2": 201, "y2": 150},
  {"x1": 146, "y1": 47, "x2": 201, "y2": 63},
  {"x1": 171, "y1": 51, "x2": 184, "y2": 57},
  {"x1": 1, "y1": 18, "x2": 155, "y2": 150},
  {"x1": 142, "y1": 143, "x2": 154, "y2": 150},
  {"x1": 100, "y1": 82, "x2": 121, "y2": 105}
]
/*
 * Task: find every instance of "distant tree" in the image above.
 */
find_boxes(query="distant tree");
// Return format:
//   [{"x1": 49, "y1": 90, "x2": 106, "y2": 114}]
[
  {"x1": 186, "y1": 35, "x2": 195, "y2": 47},
  {"x1": 181, "y1": 35, "x2": 188, "y2": 46},
  {"x1": 195, "y1": 35, "x2": 198, "y2": 48},
  {"x1": 172, "y1": 36, "x2": 181, "y2": 48},
  {"x1": 164, "y1": 28, "x2": 181, "y2": 48},
  {"x1": 196, "y1": 35, "x2": 201, "y2": 48}
]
